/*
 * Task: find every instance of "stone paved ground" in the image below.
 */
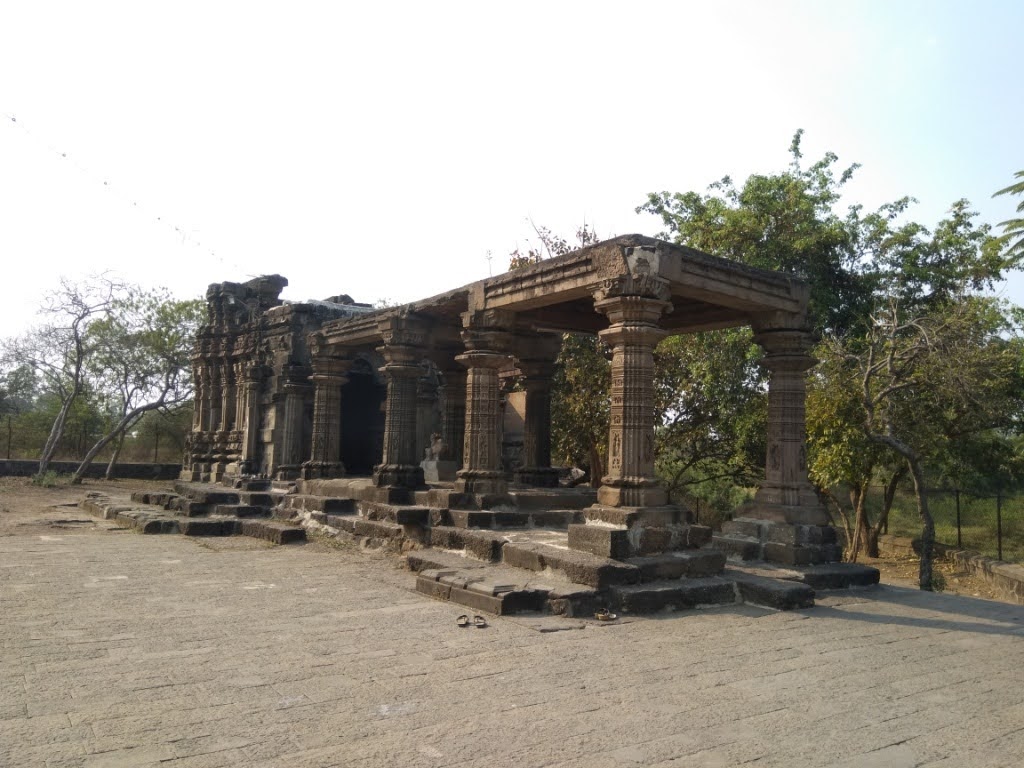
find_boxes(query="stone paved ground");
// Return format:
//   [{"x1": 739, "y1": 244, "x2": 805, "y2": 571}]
[{"x1": 3, "y1": 514, "x2": 1024, "y2": 767}]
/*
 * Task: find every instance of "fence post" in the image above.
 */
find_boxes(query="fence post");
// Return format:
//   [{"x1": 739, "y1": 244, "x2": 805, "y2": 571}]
[
  {"x1": 997, "y1": 492, "x2": 1003, "y2": 561},
  {"x1": 955, "y1": 489, "x2": 962, "y2": 549}
]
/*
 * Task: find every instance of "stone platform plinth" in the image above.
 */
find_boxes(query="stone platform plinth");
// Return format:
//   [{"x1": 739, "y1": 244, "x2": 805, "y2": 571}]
[{"x1": 567, "y1": 505, "x2": 713, "y2": 560}]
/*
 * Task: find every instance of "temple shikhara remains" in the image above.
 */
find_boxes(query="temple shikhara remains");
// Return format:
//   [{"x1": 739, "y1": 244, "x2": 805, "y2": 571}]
[{"x1": 169, "y1": 235, "x2": 877, "y2": 615}]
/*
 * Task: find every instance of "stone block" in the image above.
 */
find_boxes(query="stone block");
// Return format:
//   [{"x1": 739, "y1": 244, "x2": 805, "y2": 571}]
[
  {"x1": 611, "y1": 578, "x2": 738, "y2": 613},
  {"x1": 446, "y1": 586, "x2": 505, "y2": 615},
  {"x1": 799, "y1": 563, "x2": 880, "y2": 590},
  {"x1": 240, "y1": 520, "x2": 306, "y2": 544},
  {"x1": 416, "y1": 576, "x2": 451, "y2": 602},
  {"x1": 763, "y1": 542, "x2": 814, "y2": 566},
  {"x1": 731, "y1": 572, "x2": 815, "y2": 610},
  {"x1": 502, "y1": 542, "x2": 640, "y2": 588},
  {"x1": 629, "y1": 550, "x2": 726, "y2": 581},
  {"x1": 567, "y1": 524, "x2": 630, "y2": 560},
  {"x1": 179, "y1": 519, "x2": 236, "y2": 536},
  {"x1": 722, "y1": 519, "x2": 764, "y2": 539},
  {"x1": 449, "y1": 510, "x2": 494, "y2": 529},
  {"x1": 711, "y1": 535, "x2": 762, "y2": 561}
]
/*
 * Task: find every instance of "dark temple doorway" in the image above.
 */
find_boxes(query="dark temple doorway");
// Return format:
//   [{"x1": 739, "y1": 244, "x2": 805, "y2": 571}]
[{"x1": 340, "y1": 361, "x2": 386, "y2": 475}]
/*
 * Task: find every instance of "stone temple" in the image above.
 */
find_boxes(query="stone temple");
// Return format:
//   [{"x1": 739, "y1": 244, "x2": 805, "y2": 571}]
[{"x1": 177, "y1": 234, "x2": 878, "y2": 615}]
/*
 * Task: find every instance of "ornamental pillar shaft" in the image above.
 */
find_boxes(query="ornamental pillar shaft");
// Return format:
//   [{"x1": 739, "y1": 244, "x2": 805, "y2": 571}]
[
  {"x1": 239, "y1": 368, "x2": 263, "y2": 469},
  {"x1": 454, "y1": 309, "x2": 515, "y2": 497},
  {"x1": 749, "y1": 327, "x2": 824, "y2": 518},
  {"x1": 440, "y1": 369, "x2": 466, "y2": 467},
  {"x1": 372, "y1": 315, "x2": 428, "y2": 490},
  {"x1": 513, "y1": 338, "x2": 560, "y2": 487},
  {"x1": 594, "y1": 292, "x2": 670, "y2": 508},
  {"x1": 303, "y1": 357, "x2": 347, "y2": 479}
]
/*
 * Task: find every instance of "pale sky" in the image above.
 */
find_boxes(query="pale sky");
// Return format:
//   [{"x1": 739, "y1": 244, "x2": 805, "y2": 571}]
[{"x1": 2, "y1": 1, "x2": 1022, "y2": 336}]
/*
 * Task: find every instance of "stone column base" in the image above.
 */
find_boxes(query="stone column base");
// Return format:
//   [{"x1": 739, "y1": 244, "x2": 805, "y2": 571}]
[
  {"x1": 421, "y1": 460, "x2": 457, "y2": 483},
  {"x1": 372, "y1": 463, "x2": 425, "y2": 489},
  {"x1": 513, "y1": 467, "x2": 560, "y2": 488},
  {"x1": 715, "y1": 518, "x2": 842, "y2": 565},
  {"x1": 299, "y1": 461, "x2": 345, "y2": 481},
  {"x1": 567, "y1": 505, "x2": 712, "y2": 560},
  {"x1": 454, "y1": 469, "x2": 507, "y2": 497},
  {"x1": 597, "y1": 480, "x2": 667, "y2": 508}
]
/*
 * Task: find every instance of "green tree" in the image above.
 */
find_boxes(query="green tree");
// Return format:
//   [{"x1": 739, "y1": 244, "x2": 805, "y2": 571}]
[
  {"x1": 70, "y1": 290, "x2": 203, "y2": 482},
  {"x1": 638, "y1": 130, "x2": 873, "y2": 336},
  {"x1": 993, "y1": 170, "x2": 1024, "y2": 259},
  {"x1": 654, "y1": 328, "x2": 765, "y2": 522},
  {"x1": 1, "y1": 276, "x2": 124, "y2": 475}
]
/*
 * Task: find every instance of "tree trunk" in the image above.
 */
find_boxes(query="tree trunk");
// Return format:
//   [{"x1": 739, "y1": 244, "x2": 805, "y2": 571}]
[
  {"x1": 588, "y1": 444, "x2": 604, "y2": 488},
  {"x1": 104, "y1": 432, "x2": 126, "y2": 480},
  {"x1": 907, "y1": 459, "x2": 935, "y2": 591},
  {"x1": 38, "y1": 393, "x2": 78, "y2": 475},
  {"x1": 869, "y1": 466, "x2": 907, "y2": 557},
  {"x1": 847, "y1": 481, "x2": 868, "y2": 562},
  {"x1": 71, "y1": 401, "x2": 165, "y2": 484}
]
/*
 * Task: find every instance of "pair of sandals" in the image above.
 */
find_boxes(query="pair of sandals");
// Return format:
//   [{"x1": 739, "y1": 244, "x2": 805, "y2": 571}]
[{"x1": 456, "y1": 614, "x2": 487, "y2": 628}]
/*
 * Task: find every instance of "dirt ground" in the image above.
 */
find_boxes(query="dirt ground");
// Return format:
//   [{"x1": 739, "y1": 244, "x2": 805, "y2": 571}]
[{"x1": 0, "y1": 476, "x2": 1012, "y2": 603}]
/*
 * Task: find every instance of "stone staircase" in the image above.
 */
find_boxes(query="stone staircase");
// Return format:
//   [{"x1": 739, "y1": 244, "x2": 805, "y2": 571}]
[
  {"x1": 82, "y1": 477, "x2": 881, "y2": 619},
  {"x1": 81, "y1": 479, "x2": 306, "y2": 545}
]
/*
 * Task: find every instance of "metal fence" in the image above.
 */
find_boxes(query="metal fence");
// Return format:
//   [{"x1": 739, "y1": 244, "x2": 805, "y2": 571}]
[{"x1": 878, "y1": 487, "x2": 1024, "y2": 563}]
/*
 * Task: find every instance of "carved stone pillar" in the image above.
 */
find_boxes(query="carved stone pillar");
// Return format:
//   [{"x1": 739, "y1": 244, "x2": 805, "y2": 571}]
[
  {"x1": 716, "y1": 315, "x2": 838, "y2": 566},
  {"x1": 191, "y1": 357, "x2": 206, "y2": 432},
  {"x1": 372, "y1": 315, "x2": 427, "y2": 491},
  {"x1": 568, "y1": 263, "x2": 713, "y2": 560},
  {"x1": 513, "y1": 335, "x2": 562, "y2": 487},
  {"x1": 439, "y1": 368, "x2": 466, "y2": 468},
  {"x1": 594, "y1": 291, "x2": 670, "y2": 508},
  {"x1": 301, "y1": 353, "x2": 348, "y2": 480},
  {"x1": 220, "y1": 361, "x2": 237, "y2": 432},
  {"x1": 207, "y1": 364, "x2": 222, "y2": 436},
  {"x1": 751, "y1": 327, "x2": 822, "y2": 516},
  {"x1": 454, "y1": 310, "x2": 514, "y2": 497},
  {"x1": 239, "y1": 364, "x2": 266, "y2": 474}
]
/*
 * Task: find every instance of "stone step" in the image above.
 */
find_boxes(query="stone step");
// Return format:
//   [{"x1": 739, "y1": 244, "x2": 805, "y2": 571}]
[
  {"x1": 239, "y1": 520, "x2": 306, "y2": 545},
  {"x1": 237, "y1": 491, "x2": 275, "y2": 507},
  {"x1": 790, "y1": 563, "x2": 880, "y2": 590},
  {"x1": 429, "y1": 526, "x2": 507, "y2": 562},
  {"x1": 609, "y1": 577, "x2": 739, "y2": 614},
  {"x1": 626, "y1": 550, "x2": 727, "y2": 581},
  {"x1": 316, "y1": 515, "x2": 407, "y2": 547},
  {"x1": 711, "y1": 534, "x2": 762, "y2": 561},
  {"x1": 407, "y1": 550, "x2": 595, "y2": 617},
  {"x1": 212, "y1": 504, "x2": 270, "y2": 518},
  {"x1": 284, "y1": 494, "x2": 357, "y2": 515},
  {"x1": 172, "y1": 481, "x2": 240, "y2": 505},
  {"x1": 360, "y1": 501, "x2": 430, "y2": 526},
  {"x1": 726, "y1": 568, "x2": 815, "y2": 610},
  {"x1": 501, "y1": 541, "x2": 640, "y2": 589},
  {"x1": 230, "y1": 479, "x2": 273, "y2": 491},
  {"x1": 178, "y1": 518, "x2": 240, "y2": 536},
  {"x1": 444, "y1": 508, "x2": 580, "y2": 529}
]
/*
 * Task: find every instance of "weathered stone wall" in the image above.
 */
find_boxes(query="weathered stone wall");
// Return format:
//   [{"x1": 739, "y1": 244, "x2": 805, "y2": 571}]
[{"x1": 1, "y1": 461, "x2": 181, "y2": 479}]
